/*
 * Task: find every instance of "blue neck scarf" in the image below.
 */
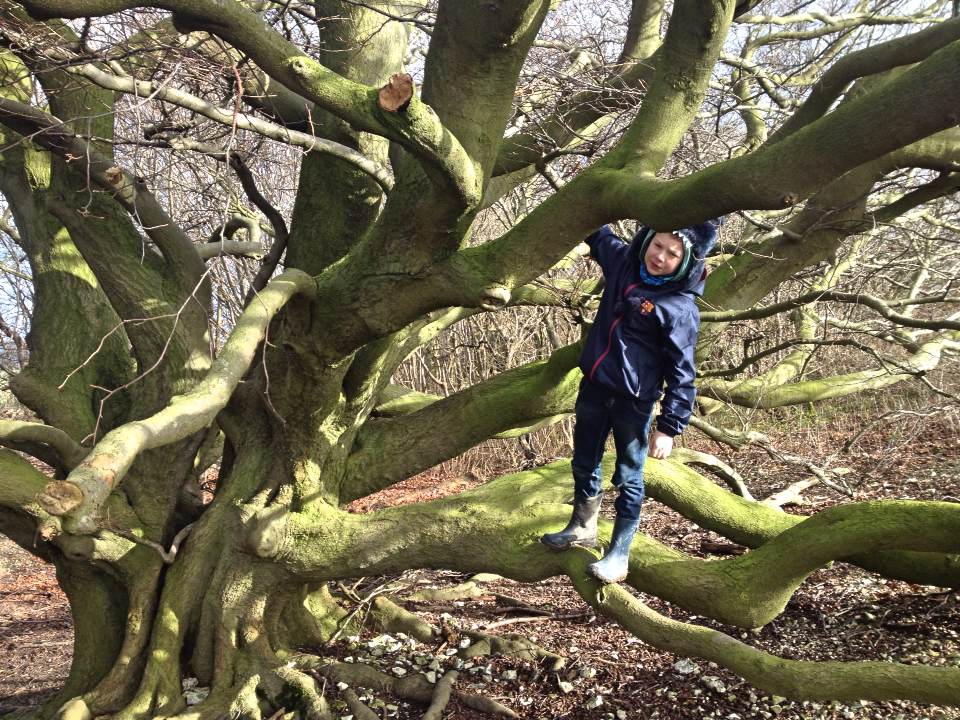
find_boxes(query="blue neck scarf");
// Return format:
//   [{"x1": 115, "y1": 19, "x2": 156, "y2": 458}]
[{"x1": 638, "y1": 263, "x2": 672, "y2": 286}]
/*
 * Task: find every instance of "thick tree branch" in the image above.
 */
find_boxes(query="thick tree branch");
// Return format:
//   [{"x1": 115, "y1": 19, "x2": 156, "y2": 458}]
[
  {"x1": 700, "y1": 289, "x2": 960, "y2": 329},
  {"x1": 35, "y1": 269, "x2": 316, "y2": 533},
  {"x1": 0, "y1": 418, "x2": 87, "y2": 470},
  {"x1": 20, "y1": 0, "x2": 479, "y2": 205},
  {"x1": 769, "y1": 17, "x2": 960, "y2": 144},
  {"x1": 343, "y1": 341, "x2": 582, "y2": 502},
  {"x1": 569, "y1": 564, "x2": 960, "y2": 705},
  {"x1": 0, "y1": 97, "x2": 206, "y2": 289}
]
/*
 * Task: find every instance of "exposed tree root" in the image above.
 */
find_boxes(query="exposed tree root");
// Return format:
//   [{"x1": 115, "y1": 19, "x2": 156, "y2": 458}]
[
  {"x1": 461, "y1": 630, "x2": 566, "y2": 670},
  {"x1": 371, "y1": 595, "x2": 437, "y2": 642},
  {"x1": 566, "y1": 552, "x2": 960, "y2": 705},
  {"x1": 421, "y1": 669, "x2": 458, "y2": 720},
  {"x1": 408, "y1": 580, "x2": 488, "y2": 603},
  {"x1": 313, "y1": 662, "x2": 519, "y2": 718},
  {"x1": 340, "y1": 687, "x2": 378, "y2": 720}
]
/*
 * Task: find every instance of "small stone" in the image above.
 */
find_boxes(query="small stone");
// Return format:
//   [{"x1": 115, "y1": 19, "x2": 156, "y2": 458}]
[
  {"x1": 585, "y1": 695, "x2": 604, "y2": 709},
  {"x1": 181, "y1": 678, "x2": 198, "y2": 690},
  {"x1": 336, "y1": 682, "x2": 349, "y2": 691},
  {"x1": 463, "y1": 662, "x2": 475, "y2": 669},
  {"x1": 579, "y1": 667, "x2": 597, "y2": 679},
  {"x1": 184, "y1": 688, "x2": 209, "y2": 706},
  {"x1": 428, "y1": 659, "x2": 442, "y2": 670},
  {"x1": 617, "y1": 711, "x2": 628, "y2": 720},
  {"x1": 502, "y1": 669, "x2": 518, "y2": 681},
  {"x1": 425, "y1": 671, "x2": 437, "y2": 684},
  {"x1": 459, "y1": 637, "x2": 472, "y2": 648},
  {"x1": 673, "y1": 659, "x2": 700, "y2": 675},
  {"x1": 343, "y1": 656, "x2": 354, "y2": 663},
  {"x1": 558, "y1": 680, "x2": 575, "y2": 694},
  {"x1": 770, "y1": 705, "x2": 782, "y2": 715},
  {"x1": 701, "y1": 675, "x2": 726, "y2": 694},
  {"x1": 771, "y1": 695, "x2": 786, "y2": 705},
  {"x1": 391, "y1": 667, "x2": 407, "y2": 677}
]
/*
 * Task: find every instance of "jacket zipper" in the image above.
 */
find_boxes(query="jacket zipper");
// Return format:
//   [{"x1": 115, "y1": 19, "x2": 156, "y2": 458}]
[{"x1": 588, "y1": 282, "x2": 639, "y2": 383}]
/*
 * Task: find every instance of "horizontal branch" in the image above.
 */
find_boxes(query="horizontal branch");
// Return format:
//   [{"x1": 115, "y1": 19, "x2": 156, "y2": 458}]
[
  {"x1": 36, "y1": 269, "x2": 316, "y2": 533},
  {"x1": 700, "y1": 289, "x2": 960, "y2": 329},
  {"x1": 343, "y1": 342, "x2": 582, "y2": 502},
  {"x1": 68, "y1": 64, "x2": 394, "y2": 192},
  {"x1": 701, "y1": 331, "x2": 958, "y2": 408}
]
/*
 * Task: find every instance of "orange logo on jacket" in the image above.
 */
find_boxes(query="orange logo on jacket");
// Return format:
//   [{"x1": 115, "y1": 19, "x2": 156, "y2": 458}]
[{"x1": 638, "y1": 298, "x2": 655, "y2": 315}]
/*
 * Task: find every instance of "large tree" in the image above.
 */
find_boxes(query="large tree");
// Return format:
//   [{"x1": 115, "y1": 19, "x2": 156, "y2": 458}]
[{"x1": 0, "y1": 0, "x2": 959, "y2": 718}]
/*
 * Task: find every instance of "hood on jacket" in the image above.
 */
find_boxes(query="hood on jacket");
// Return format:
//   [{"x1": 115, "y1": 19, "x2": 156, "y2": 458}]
[{"x1": 629, "y1": 220, "x2": 720, "y2": 294}]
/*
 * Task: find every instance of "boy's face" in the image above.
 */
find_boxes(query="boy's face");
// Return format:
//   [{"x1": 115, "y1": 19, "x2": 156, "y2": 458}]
[{"x1": 644, "y1": 232, "x2": 685, "y2": 276}]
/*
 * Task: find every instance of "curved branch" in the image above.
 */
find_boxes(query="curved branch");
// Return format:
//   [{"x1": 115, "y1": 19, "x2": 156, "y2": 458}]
[
  {"x1": 568, "y1": 565, "x2": 960, "y2": 705},
  {"x1": 700, "y1": 289, "x2": 960, "y2": 330},
  {"x1": 0, "y1": 418, "x2": 87, "y2": 470},
  {"x1": 20, "y1": 0, "x2": 478, "y2": 205},
  {"x1": 67, "y1": 63, "x2": 394, "y2": 192},
  {"x1": 0, "y1": 97, "x2": 205, "y2": 288},
  {"x1": 36, "y1": 269, "x2": 317, "y2": 533},
  {"x1": 770, "y1": 17, "x2": 960, "y2": 144}
]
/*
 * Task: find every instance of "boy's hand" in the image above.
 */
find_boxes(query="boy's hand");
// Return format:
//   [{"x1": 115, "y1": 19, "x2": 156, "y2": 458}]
[{"x1": 648, "y1": 430, "x2": 674, "y2": 460}]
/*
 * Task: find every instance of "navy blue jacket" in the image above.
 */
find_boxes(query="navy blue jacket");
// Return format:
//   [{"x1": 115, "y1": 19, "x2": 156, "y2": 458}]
[{"x1": 579, "y1": 225, "x2": 710, "y2": 436}]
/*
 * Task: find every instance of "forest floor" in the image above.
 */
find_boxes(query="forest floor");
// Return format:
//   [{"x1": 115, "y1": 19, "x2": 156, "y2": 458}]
[{"x1": 2, "y1": 411, "x2": 959, "y2": 720}]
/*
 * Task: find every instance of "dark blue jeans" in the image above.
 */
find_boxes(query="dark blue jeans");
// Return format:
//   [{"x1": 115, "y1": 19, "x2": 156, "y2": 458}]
[{"x1": 571, "y1": 379, "x2": 655, "y2": 522}]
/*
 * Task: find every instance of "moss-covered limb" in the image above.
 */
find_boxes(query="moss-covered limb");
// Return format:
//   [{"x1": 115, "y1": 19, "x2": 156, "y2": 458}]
[
  {"x1": 644, "y1": 458, "x2": 960, "y2": 587},
  {"x1": 701, "y1": 330, "x2": 958, "y2": 409},
  {"x1": 603, "y1": 0, "x2": 737, "y2": 175},
  {"x1": 342, "y1": 342, "x2": 581, "y2": 503},
  {"x1": 700, "y1": 289, "x2": 960, "y2": 329},
  {"x1": 373, "y1": 384, "x2": 571, "y2": 441},
  {"x1": 254, "y1": 460, "x2": 960, "y2": 632},
  {"x1": 0, "y1": 98, "x2": 204, "y2": 289},
  {"x1": 0, "y1": 447, "x2": 53, "y2": 516},
  {"x1": 34, "y1": 270, "x2": 315, "y2": 534},
  {"x1": 0, "y1": 419, "x2": 87, "y2": 471},
  {"x1": 491, "y1": 0, "x2": 664, "y2": 179},
  {"x1": 607, "y1": 39, "x2": 960, "y2": 227},
  {"x1": 65, "y1": 64, "x2": 394, "y2": 192},
  {"x1": 567, "y1": 562, "x2": 960, "y2": 705},
  {"x1": 769, "y1": 17, "x2": 960, "y2": 145},
  {"x1": 419, "y1": 1, "x2": 551, "y2": 177},
  {"x1": 0, "y1": 51, "x2": 134, "y2": 440}
]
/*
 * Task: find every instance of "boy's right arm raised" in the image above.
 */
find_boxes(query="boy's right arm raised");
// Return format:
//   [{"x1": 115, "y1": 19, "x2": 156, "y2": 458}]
[{"x1": 583, "y1": 225, "x2": 629, "y2": 277}]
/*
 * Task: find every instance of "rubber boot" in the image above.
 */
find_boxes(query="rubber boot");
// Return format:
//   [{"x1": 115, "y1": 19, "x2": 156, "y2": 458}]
[
  {"x1": 587, "y1": 514, "x2": 640, "y2": 583},
  {"x1": 540, "y1": 493, "x2": 603, "y2": 550}
]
